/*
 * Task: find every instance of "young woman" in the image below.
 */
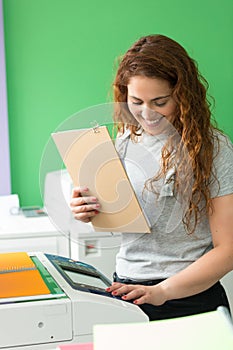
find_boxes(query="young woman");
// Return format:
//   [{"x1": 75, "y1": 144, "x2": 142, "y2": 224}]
[{"x1": 70, "y1": 34, "x2": 233, "y2": 320}]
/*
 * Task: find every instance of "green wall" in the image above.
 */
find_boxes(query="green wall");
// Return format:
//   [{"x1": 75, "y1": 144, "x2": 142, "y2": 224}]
[{"x1": 3, "y1": 0, "x2": 233, "y2": 206}]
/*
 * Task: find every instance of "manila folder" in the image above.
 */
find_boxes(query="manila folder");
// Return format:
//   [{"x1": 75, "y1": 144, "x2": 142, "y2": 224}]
[{"x1": 52, "y1": 126, "x2": 151, "y2": 233}]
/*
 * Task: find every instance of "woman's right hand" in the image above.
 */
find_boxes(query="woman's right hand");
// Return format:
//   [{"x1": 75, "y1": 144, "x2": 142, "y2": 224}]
[{"x1": 70, "y1": 187, "x2": 100, "y2": 223}]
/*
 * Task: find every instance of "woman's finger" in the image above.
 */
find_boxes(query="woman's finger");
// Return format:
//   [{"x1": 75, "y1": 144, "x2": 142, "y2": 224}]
[
  {"x1": 121, "y1": 286, "x2": 147, "y2": 300},
  {"x1": 106, "y1": 282, "x2": 124, "y2": 293},
  {"x1": 70, "y1": 196, "x2": 99, "y2": 207},
  {"x1": 71, "y1": 203, "x2": 100, "y2": 215},
  {"x1": 71, "y1": 186, "x2": 89, "y2": 198},
  {"x1": 73, "y1": 211, "x2": 97, "y2": 222}
]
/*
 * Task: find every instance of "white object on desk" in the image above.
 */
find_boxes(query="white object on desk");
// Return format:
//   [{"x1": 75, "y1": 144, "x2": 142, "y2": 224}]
[
  {"x1": 221, "y1": 271, "x2": 233, "y2": 315},
  {"x1": 94, "y1": 308, "x2": 233, "y2": 350},
  {"x1": 0, "y1": 193, "x2": 20, "y2": 220}
]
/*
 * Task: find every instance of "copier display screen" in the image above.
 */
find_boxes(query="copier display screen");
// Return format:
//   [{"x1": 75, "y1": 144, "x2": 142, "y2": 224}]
[
  {"x1": 46, "y1": 254, "x2": 112, "y2": 296},
  {"x1": 63, "y1": 268, "x2": 109, "y2": 290}
]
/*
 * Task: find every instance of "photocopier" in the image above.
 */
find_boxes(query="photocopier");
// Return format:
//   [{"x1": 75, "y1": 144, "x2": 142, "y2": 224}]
[{"x1": 0, "y1": 251, "x2": 148, "y2": 350}]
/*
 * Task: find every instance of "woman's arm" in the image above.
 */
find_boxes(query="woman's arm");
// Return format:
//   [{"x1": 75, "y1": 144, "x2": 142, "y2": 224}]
[{"x1": 107, "y1": 193, "x2": 233, "y2": 305}]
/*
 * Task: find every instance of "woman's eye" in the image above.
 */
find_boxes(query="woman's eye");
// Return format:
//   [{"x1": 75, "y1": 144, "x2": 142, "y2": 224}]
[
  {"x1": 131, "y1": 101, "x2": 142, "y2": 105},
  {"x1": 153, "y1": 101, "x2": 167, "y2": 107},
  {"x1": 129, "y1": 99, "x2": 168, "y2": 107}
]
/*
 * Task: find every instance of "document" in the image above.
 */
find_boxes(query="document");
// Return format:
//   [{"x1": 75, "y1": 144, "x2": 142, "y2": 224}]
[
  {"x1": 52, "y1": 126, "x2": 151, "y2": 233},
  {"x1": 0, "y1": 252, "x2": 50, "y2": 298}
]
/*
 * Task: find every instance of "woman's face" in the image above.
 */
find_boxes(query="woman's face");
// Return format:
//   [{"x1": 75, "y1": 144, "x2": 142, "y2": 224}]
[{"x1": 127, "y1": 76, "x2": 177, "y2": 135}]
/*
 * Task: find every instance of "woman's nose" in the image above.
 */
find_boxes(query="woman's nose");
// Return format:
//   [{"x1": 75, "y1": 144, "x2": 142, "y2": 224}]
[{"x1": 141, "y1": 106, "x2": 156, "y2": 119}]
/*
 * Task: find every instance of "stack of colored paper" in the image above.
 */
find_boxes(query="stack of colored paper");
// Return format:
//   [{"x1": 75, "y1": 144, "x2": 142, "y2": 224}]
[{"x1": 0, "y1": 252, "x2": 50, "y2": 298}]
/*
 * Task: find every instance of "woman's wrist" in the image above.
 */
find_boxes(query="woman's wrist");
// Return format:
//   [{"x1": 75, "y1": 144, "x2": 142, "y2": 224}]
[{"x1": 157, "y1": 280, "x2": 172, "y2": 303}]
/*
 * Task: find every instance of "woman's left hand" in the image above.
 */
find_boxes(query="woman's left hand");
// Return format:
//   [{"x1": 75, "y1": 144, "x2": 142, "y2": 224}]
[{"x1": 106, "y1": 282, "x2": 167, "y2": 306}]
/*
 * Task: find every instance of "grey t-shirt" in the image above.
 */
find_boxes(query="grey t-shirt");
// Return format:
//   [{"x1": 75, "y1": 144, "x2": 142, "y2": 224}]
[{"x1": 115, "y1": 130, "x2": 233, "y2": 280}]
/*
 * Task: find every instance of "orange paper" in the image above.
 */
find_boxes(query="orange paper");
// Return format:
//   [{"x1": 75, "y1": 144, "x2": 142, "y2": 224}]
[
  {"x1": 0, "y1": 252, "x2": 35, "y2": 272},
  {"x1": 0, "y1": 252, "x2": 50, "y2": 298}
]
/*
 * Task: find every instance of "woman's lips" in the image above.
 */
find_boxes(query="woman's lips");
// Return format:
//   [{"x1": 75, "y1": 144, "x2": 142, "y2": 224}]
[{"x1": 143, "y1": 115, "x2": 163, "y2": 126}]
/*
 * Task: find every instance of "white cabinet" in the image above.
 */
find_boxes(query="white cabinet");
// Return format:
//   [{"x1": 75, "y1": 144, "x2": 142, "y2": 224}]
[
  {"x1": 70, "y1": 231, "x2": 121, "y2": 280},
  {"x1": 0, "y1": 215, "x2": 70, "y2": 257},
  {"x1": 69, "y1": 219, "x2": 121, "y2": 280}
]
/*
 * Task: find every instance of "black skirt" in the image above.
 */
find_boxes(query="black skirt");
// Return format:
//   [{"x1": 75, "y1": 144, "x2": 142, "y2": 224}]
[{"x1": 113, "y1": 272, "x2": 231, "y2": 321}]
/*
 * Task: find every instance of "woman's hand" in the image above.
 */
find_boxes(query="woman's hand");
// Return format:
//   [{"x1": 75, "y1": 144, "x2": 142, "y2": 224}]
[
  {"x1": 106, "y1": 282, "x2": 167, "y2": 306},
  {"x1": 70, "y1": 187, "x2": 100, "y2": 223}
]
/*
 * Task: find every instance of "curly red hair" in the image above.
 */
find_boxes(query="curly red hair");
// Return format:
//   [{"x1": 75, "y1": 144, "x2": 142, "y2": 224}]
[{"x1": 113, "y1": 34, "x2": 220, "y2": 234}]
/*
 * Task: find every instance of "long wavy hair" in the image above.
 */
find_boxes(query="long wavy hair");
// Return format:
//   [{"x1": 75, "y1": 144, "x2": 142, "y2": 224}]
[{"x1": 113, "y1": 34, "x2": 220, "y2": 234}]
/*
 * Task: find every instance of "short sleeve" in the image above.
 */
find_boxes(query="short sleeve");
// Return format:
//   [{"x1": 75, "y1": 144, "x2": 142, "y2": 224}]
[
  {"x1": 114, "y1": 129, "x2": 130, "y2": 159},
  {"x1": 210, "y1": 133, "x2": 233, "y2": 198}
]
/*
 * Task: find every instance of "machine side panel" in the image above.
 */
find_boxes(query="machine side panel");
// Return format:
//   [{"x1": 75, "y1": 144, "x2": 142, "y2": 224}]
[{"x1": 0, "y1": 299, "x2": 72, "y2": 348}]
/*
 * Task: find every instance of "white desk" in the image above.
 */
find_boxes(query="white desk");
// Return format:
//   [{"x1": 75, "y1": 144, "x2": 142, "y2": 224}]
[{"x1": 0, "y1": 214, "x2": 70, "y2": 257}]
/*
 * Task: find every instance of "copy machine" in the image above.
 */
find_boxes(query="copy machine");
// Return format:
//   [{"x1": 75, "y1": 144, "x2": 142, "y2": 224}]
[{"x1": 0, "y1": 252, "x2": 148, "y2": 350}]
